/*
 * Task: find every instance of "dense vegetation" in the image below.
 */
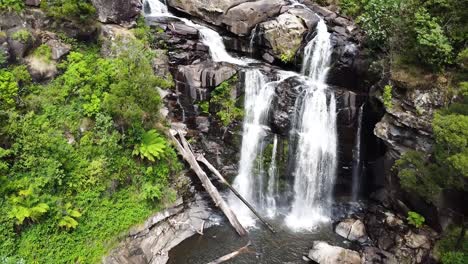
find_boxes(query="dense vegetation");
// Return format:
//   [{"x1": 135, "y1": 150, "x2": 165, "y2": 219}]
[
  {"x1": 333, "y1": 0, "x2": 467, "y2": 262},
  {"x1": 0, "y1": 10, "x2": 180, "y2": 262}
]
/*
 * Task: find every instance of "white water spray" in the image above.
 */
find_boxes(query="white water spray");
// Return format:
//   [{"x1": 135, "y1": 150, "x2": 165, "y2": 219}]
[{"x1": 286, "y1": 19, "x2": 338, "y2": 230}]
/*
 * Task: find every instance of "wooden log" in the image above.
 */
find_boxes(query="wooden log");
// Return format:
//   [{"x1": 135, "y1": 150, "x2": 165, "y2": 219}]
[
  {"x1": 206, "y1": 241, "x2": 252, "y2": 264},
  {"x1": 168, "y1": 129, "x2": 248, "y2": 236},
  {"x1": 196, "y1": 154, "x2": 276, "y2": 234}
]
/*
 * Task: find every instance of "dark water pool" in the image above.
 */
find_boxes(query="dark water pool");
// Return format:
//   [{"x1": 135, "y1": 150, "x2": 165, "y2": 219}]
[{"x1": 168, "y1": 201, "x2": 362, "y2": 264}]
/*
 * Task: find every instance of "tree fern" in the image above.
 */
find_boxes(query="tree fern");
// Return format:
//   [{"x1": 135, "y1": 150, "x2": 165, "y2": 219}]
[
  {"x1": 8, "y1": 187, "x2": 49, "y2": 225},
  {"x1": 132, "y1": 130, "x2": 167, "y2": 162},
  {"x1": 57, "y1": 202, "x2": 82, "y2": 230}
]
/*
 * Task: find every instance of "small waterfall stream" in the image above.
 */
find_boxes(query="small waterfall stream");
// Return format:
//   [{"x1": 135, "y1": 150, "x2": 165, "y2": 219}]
[
  {"x1": 144, "y1": 0, "x2": 245, "y2": 65},
  {"x1": 351, "y1": 104, "x2": 364, "y2": 201}
]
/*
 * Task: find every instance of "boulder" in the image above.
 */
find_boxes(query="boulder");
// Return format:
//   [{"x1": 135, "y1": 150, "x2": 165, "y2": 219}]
[
  {"x1": 46, "y1": 39, "x2": 71, "y2": 60},
  {"x1": 167, "y1": 0, "x2": 287, "y2": 36},
  {"x1": 308, "y1": 241, "x2": 361, "y2": 264},
  {"x1": 222, "y1": 0, "x2": 286, "y2": 36},
  {"x1": 91, "y1": 0, "x2": 142, "y2": 25},
  {"x1": 26, "y1": 56, "x2": 57, "y2": 82},
  {"x1": 6, "y1": 27, "x2": 36, "y2": 61},
  {"x1": 258, "y1": 12, "x2": 308, "y2": 62},
  {"x1": 335, "y1": 218, "x2": 367, "y2": 242},
  {"x1": 99, "y1": 24, "x2": 136, "y2": 57}
]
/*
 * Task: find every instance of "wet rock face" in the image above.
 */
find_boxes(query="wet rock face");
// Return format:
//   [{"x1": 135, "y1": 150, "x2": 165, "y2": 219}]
[
  {"x1": 91, "y1": 0, "x2": 142, "y2": 25},
  {"x1": 308, "y1": 241, "x2": 361, "y2": 264},
  {"x1": 104, "y1": 195, "x2": 216, "y2": 264},
  {"x1": 168, "y1": 0, "x2": 286, "y2": 36}
]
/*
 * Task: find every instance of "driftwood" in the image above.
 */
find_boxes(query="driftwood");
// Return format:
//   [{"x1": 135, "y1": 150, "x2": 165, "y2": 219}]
[
  {"x1": 207, "y1": 241, "x2": 252, "y2": 264},
  {"x1": 168, "y1": 129, "x2": 247, "y2": 236},
  {"x1": 196, "y1": 154, "x2": 276, "y2": 234}
]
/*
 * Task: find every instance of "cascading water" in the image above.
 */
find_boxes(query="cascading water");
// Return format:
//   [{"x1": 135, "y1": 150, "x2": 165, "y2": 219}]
[
  {"x1": 351, "y1": 104, "x2": 364, "y2": 201},
  {"x1": 228, "y1": 70, "x2": 273, "y2": 226},
  {"x1": 286, "y1": 19, "x2": 338, "y2": 230},
  {"x1": 143, "y1": 0, "x2": 245, "y2": 65},
  {"x1": 265, "y1": 135, "x2": 279, "y2": 218}
]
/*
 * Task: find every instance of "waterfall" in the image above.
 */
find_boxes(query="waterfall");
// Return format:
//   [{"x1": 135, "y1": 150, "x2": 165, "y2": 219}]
[
  {"x1": 286, "y1": 19, "x2": 338, "y2": 230},
  {"x1": 229, "y1": 70, "x2": 272, "y2": 226},
  {"x1": 266, "y1": 135, "x2": 278, "y2": 217},
  {"x1": 145, "y1": 0, "x2": 168, "y2": 15},
  {"x1": 351, "y1": 104, "x2": 364, "y2": 201},
  {"x1": 143, "y1": 0, "x2": 245, "y2": 65},
  {"x1": 249, "y1": 25, "x2": 258, "y2": 55}
]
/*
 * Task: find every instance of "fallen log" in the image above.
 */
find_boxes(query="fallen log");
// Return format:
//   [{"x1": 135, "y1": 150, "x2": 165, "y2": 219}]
[
  {"x1": 168, "y1": 129, "x2": 247, "y2": 236},
  {"x1": 196, "y1": 154, "x2": 276, "y2": 234},
  {"x1": 206, "y1": 241, "x2": 252, "y2": 264}
]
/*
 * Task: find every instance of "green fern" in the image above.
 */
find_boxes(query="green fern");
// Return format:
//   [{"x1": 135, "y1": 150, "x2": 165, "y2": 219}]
[
  {"x1": 132, "y1": 130, "x2": 167, "y2": 162},
  {"x1": 8, "y1": 187, "x2": 50, "y2": 225},
  {"x1": 57, "y1": 202, "x2": 82, "y2": 230}
]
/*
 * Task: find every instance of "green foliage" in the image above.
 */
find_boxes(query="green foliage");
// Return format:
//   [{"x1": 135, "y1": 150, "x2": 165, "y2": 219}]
[
  {"x1": 0, "y1": 69, "x2": 18, "y2": 110},
  {"x1": 133, "y1": 130, "x2": 167, "y2": 162},
  {"x1": 280, "y1": 50, "x2": 295, "y2": 63},
  {"x1": 199, "y1": 101, "x2": 209, "y2": 114},
  {"x1": 0, "y1": 41, "x2": 181, "y2": 262},
  {"x1": 357, "y1": 0, "x2": 401, "y2": 46},
  {"x1": 339, "y1": 0, "x2": 362, "y2": 17},
  {"x1": 394, "y1": 151, "x2": 443, "y2": 203},
  {"x1": 382, "y1": 84, "x2": 393, "y2": 109},
  {"x1": 0, "y1": 51, "x2": 7, "y2": 66},
  {"x1": 0, "y1": 0, "x2": 24, "y2": 12},
  {"x1": 209, "y1": 76, "x2": 243, "y2": 127},
  {"x1": 102, "y1": 39, "x2": 170, "y2": 128},
  {"x1": 433, "y1": 112, "x2": 468, "y2": 181},
  {"x1": 8, "y1": 187, "x2": 50, "y2": 225},
  {"x1": 57, "y1": 202, "x2": 81, "y2": 230},
  {"x1": 33, "y1": 44, "x2": 53, "y2": 62},
  {"x1": 413, "y1": 7, "x2": 453, "y2": 70},
  {"x1": 394, "y1": 82, "x2": 468, "y2": 203},
  {"x1": 435, "y1": 225, "x2": 468, "y2": 264},
  {"x1": 407, "y1": 211, "x2": 425, "y2": 228},
  {"x1": 132, "y1": 15, "x2": 154, "y2": 45},
  {"x1": 456, "y1": 48, "x2": 468, "y2": 70},
  {"x1": 41, "y1": 0, "x2": 96, "y2": 22},
  {"x1": 11, "y1": 29, "x2": 32, "y2": 43}
]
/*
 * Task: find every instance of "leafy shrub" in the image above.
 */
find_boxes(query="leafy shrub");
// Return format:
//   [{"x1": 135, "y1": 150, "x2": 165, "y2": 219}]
[
  {"x1": 57, "y1": 202, "x2": 82, "y2": 230},
  {"x1": 357, "y1": 0, "x2": 401, "y2": 47},
  {"x1": 210, "y1": 76, "x2": 243, "y2": 127},
  {"x1": 40, "y1": 0, "x2": 96, "y2": 22},
  {"x1": 8, "y1": 187, "x2": 50, "y2": 225},
  {"x1": 407, "y1": 211, "x2": 425, "y2": 228},
  {"x1": 132, "y1": 130, "x2": 167, "y2": 162},
  {"x1": 0, "y1": 69, "x2": 19, "y2": 110},
  {"x1": 0, "y1": 0, "x2": 24, "y2": 12},
  {"x1": 394, "y1": 151, "x2": 443, "y2": 203},
  {"x1": 456, "y1": 48, "x2": 468, "y2": 70},
  {"x1": 413, "y1": 8, "x2": 453, "y2": 70},
  {"x1": 280, "y1": 50, "x2": 295, "y2": 63},
  {"x1": 382, "y1": 84, "x2": 393, "y2": 109},
  {"x1": 11, "y1": 29, "x2": 32, "y2": 43},
  {"x1": 435, "y1": 225, "x2": 468, "y2": 264},
  {"x1": 339, "y1": 0, "x2": 362, "y2": 17}
]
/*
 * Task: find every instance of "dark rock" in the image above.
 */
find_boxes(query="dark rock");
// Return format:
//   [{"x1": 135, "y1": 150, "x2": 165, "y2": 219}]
[
  {"x1": 262, "y1": 53, "x2": 275, "y2": 64},
  {"x1": 91, "y1": 0, "x2": 142, "y2": 25},
  {"x1": 362, "y1": 247, "x2": 398, "y2": 264},
  {"x1": 46, "y1": 39, "x2": 70, "y2": 60},
  {"x1": 25, "y1": 0, "x2": 41, "y2": 7},
  {"x1": 6, "y1": 27, "x2": 36, "y2": 61}
]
